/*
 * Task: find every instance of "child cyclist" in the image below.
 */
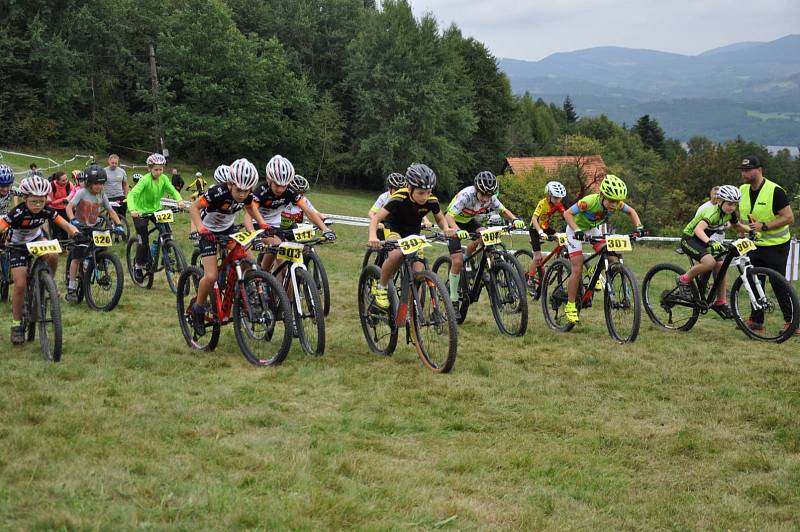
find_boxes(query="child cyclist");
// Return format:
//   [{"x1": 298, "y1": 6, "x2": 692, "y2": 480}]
[
  {"x1": 367, "y1": 163, "x2": 456, "y2": 309},
  {"x1": 675, "y1": 185, "x2": 742, "y2": 315},
  {"x1": 188, "y1": 158, "x2": 271, "y2": 336},
  {"x1": 64, "y1": 165, "x2": 126, "y2": 302},
  {"x1": 127, "y1": 153, "x2": 187, "y2": 282},
  {"x1": 248, "y1": 155, "x2": 335, "y2": 272},
  {"x1": 0, "y1": 176, "x2": 82, "y2": 344},
  {"x1": 0, "y1": 165, "x2": 15, "y2": 216},
  {"x1": 527, "y1": 181, "x2": 567, "y2": 287},
  {"x1": 562, "y1": 174, "x2": 643, "y2": 324},
  {"x1": 279, "y1": 175, "x2": 320, "y2": 230},
  {"x1": 445, "y1": 171, "x2": 526, "y2": 312}
]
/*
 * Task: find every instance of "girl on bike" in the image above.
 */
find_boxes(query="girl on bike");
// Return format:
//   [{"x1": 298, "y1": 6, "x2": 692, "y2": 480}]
[
  {"x1": 0, "y1": 176, "x2": 81, "y2": 344},
  {"x1": 527, "y1": 181, "x2": 567, "y2": 287}
]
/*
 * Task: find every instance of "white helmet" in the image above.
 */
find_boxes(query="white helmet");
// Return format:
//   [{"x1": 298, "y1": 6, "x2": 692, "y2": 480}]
[
  {"x1": 213, "y1": 164, "x2": 230, "y2": 184},
  {"x1": 716, "y1": 184, "x2": 741, "y2": 203},
  {"x1": 265, "y1": 155, "x2": 295, "y2": 186},
  {"x1": 229, "y1": 158, "x2": 259, "y2": 190},
  {"x1": 19, "y1": 175, "x2": 52, "y2": 197},
  {"x1": 545, "y1": 181, "x2": 567, "y2": 198},
  {"x1": 146, "y1": 153, "x2": 166, "y2": 166}
]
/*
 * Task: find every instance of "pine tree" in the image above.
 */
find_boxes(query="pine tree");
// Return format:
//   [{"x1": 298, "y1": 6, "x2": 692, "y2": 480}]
[{"x1": 563, "y1": 95, "x2": 577, "y2": 123}]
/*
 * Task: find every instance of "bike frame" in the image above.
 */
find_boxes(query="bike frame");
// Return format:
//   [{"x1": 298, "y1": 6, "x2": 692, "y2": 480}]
[
  {"x1": 576, "y1": 238, "x2": 624, "y2": 309},
  {"x1": 459, "y1": 229, "x2": 512, "y2": 304},
  {"x1": 141, "y1": 216, "x2": 175, "y2": 273},
  {"x1": 209, "y1": 239, "x2": 252, "y2": 325},
  {"x1": 685, "y1": 245, "x2": 766, "y2": 312}
]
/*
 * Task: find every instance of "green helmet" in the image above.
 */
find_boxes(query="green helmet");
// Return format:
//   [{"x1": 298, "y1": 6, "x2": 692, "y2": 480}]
[{"x1": 599, "y1": 174, "x2": 627, "y2": 201}]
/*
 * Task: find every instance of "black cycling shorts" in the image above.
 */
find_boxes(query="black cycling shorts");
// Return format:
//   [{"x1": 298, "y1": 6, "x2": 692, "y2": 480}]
[
  {"x1": 448, "y1": 219, "x2": 482, "y2": 253},
  {"x1": 198, "y1": 226, "x2": 237, "y2": 258},
  {"x1": 680, "y1": 236, "x2": 717, "y2": 262}
]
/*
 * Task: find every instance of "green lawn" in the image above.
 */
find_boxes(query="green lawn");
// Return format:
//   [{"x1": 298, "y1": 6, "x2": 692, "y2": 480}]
[{"x1": 1, "y1": 173, "x2": 799, "y2": 528}]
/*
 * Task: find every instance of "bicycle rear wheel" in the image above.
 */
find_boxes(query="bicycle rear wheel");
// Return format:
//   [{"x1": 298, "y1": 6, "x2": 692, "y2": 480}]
[
  {"x1": 730, "y1": 266, "x2": 800, "y2": 343},
  {"x1": 604, "y1": 263, "x2": 641, "y2": 343},
  {"x1": 357, "y1": 265, "x2": 398, "y2": 356},
  {"x1": 233, "y1": 270, "x2": 292, "y2": 366},
  {"x1": 487, "y1": 261, "x2": 528, "y2": 336},
  {"x1": 126, "y1": 237, "x2": 154, "y2": 289},
  {"x1": 541, "y1": 257, "x2": 575, "y2": 332},
  {"x1": 410, "y1": 269, "x2": 458, "y2": 373},
  {"x1": 513, "y1": 249, "x2": 540, "y2": 299},
  {"x1": 292, "y1": 268, "x2": 325, "y2": 356},
  {"x1": 431, "y1": 255, "x2": 469, "y2": 323},
  {"x1": 641, "y1": 263, "x2": 699, "y2": 331},
  {"x1": 84, "y1": 251, "x2": 124, "y2": 311},
  {"x1": 35, "y1": 268, "x2": 62, "y2": 362},
  {"x1": 162, "y1": 240, "x2": 187, "y2": 294},
  {"x1": 176, "y1": 266, "x2": 220, "y2": 351},
  {"x1": 304, "y1": 251, "x2": 331, "y2": 317}
]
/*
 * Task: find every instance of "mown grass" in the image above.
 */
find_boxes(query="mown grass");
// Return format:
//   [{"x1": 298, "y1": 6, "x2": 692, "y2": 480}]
[{"x1": 1, "y1": 173, "x2": 799, "y2": 529}]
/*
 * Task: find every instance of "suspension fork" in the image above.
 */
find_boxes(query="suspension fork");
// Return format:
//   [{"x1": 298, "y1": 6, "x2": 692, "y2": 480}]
[
  {"x1": 289, "y1": 261, "x2": 307, "y2": 315},
  {"x1": 737, "y1": 260, "x2": 765, "y2": 311}
]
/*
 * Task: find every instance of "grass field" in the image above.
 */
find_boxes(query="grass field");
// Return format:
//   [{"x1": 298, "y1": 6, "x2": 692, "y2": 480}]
[{"x1": 1, "y1": 153, "x2": 800, "y2": 528}]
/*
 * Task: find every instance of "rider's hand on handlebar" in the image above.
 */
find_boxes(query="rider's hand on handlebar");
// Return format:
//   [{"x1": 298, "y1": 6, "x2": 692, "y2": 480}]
[
  {"x1": 368, "y1": 236, "x2": 381, "y2": 250},
  {"x1": 455, "y1": 229, "x2": 469, "y2": 240},
  {"x1": 131, "y1": 211, "x2": 141, "y2": 219},
  {"x1": 539, "y1": 231, "x2": 548, "y2": 241},
  {"x1": 631, "y1": 225, "x2": 645, "y2": 239},
  {"x1": 113, "y1": 224, "x2": 125, "y2": 235},
  {"x1": 574, "y1": 230, "x2": 585, "y2": 241},
  {"x1": 512, "y1": 219, "x2": 525, "y2": 230},
  {"x1": 323, "y1": 230, "x2": 336, "y2": 242},
  {"x1": 199, "y1": 226, "x2": 215, "y2": 242},
  {"x1": 707, "y1": 240, "x2": 725, "y2": 254},
  {"x1": 70, "y1": 219, "x2": 83, "y2": 229}
]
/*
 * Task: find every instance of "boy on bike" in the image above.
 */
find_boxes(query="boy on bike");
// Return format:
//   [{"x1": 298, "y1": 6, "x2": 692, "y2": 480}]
[
  {"x1": 367, "y1": 163, "x2": 456, "y2": 309},
  {"x1": 248, "y1": 155, "x2": 334, "y2": 272},
  {"x1": 562, "y1": 174, "x2": 643, "y2": 324},
  {"x1": 527, "y1": 181, "x2": 567, "y2": 287},
  {"x1": 0, "y1": 176, "x2": 81, "y2": 344},
  {"x1": 0, "y1": 165, "x2": 14, "y2": 216},
  {"x1": 445, "y1": 171, "x2": 526, "y2": 312},
  {"x1": 64, "y1": 165, "x2": 125, "y2": 302},
  {"x1": 188, "y1": 158, "x2": 271, "y2": 336},
  {"x1": 675, "y1": 185, "x2": 742, "y2": 315},
  {"x1": 127, "y1": 153, "x2": 187, "y2": 282}
]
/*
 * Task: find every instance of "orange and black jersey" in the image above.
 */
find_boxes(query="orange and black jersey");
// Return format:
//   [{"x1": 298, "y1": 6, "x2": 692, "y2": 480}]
[
  {"x1": 1, "y1": 204, "x2": 64, "y2": 244},
  {"x1": 382, "y1": 187, "x2": 440, "y2": 237},
  {"x1": 197, "y1": 184, "x2": 254, "y2": 232}
]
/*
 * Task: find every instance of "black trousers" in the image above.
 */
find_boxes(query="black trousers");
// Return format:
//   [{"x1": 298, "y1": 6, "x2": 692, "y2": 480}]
[{"x1": 748, "y1": 241, "x2": 792, "y2": 324}]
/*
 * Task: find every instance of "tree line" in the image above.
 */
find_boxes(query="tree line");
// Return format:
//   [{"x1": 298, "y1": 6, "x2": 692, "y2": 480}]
[{"x1": 1, "y1": 0, "x2": 798, "y2": 233}]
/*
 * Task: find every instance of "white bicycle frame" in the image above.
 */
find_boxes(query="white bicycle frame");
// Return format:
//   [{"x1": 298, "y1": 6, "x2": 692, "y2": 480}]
[{"x1": 732, "y1": 254, "x2": 766, "y2": 312}]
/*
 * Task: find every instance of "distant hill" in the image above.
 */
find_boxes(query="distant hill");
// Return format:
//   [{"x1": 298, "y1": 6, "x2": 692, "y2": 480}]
[{"x1": 499, "y1": 35, "x2": 800, "y2": 145}]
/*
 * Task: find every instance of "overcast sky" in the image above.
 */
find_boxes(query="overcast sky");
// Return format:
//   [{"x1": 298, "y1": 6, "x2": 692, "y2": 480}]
[{"x1": 409, "y1": 0, "x2": 800, "y2": 61}]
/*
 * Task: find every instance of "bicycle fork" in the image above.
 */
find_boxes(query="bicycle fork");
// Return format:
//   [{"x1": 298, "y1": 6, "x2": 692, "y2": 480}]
[{"x1": 737, "y1": 261, "x2": 766, "y2": 312}]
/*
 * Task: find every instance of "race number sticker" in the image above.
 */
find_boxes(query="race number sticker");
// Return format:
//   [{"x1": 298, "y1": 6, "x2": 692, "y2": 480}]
[
  {"x1": 733, "y1": 238, "x2": 756, "y2": 256},
  {"x1": 153, "y1": 210, "x2": 174, "y2": 223},
  {"x1": 277, "y1": 242, "x2": 304, "y2": 262},
  {"x1": 292, "y1": 224, "x2": 315, "y2": 242},
  {"x1": 479, "y1": 227, "x2": 503, "y2": 246},
  {"x1": 556, "y1": 233, "x2": 568, "y2": 246},
  {"x1": 398, "y1": 235, "x2": 430, "y2": 255},
  {"x1": 231, "y1": 229, "x2": 264, "y2": 247},
  {"x1": 92, "y1": 230, "x2": 112, "y2": 247},
  {"x1": 606, "y1": 235, "x2": 632, "y2": 252},
  {"x1": 26, "y1": 240, "x2": 62, "y2": 257}
]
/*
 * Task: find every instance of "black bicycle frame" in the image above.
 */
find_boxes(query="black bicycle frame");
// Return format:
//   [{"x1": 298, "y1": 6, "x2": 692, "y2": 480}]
[
  {"x1": 686, "y1": 249, "x2": 737, "y2": 309},
  {"x1": 459, "y1": 239, "x2": 506, "y2": 304}
]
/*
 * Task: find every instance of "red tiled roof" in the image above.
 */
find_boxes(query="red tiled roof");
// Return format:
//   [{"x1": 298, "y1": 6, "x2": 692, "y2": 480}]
[{"x1": 503, "y1": 155, "x2": 607, "y2": 178}]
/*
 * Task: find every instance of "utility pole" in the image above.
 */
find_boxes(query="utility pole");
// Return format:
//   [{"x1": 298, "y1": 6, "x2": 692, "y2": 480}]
[{"x1": 148, "y1": 44, "x2": 167, "y2": 157}]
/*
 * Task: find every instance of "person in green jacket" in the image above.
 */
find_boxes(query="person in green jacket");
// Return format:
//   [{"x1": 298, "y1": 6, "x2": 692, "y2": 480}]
[{"x1": 128, "y1": 153, "x2": 187, "y2": 281}]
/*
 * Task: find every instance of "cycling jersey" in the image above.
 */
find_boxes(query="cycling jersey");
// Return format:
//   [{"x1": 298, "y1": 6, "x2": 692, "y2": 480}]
[
  {"x1": 569, "y1": 194, "x2": 630, "y2": 231},
  {"x1": 69, "y1": 188, "x2": 113, "y2": 228},
  {"x1": 127, "y1": 172, "x2": 182, "y2": 214},
  {"x1": 531, "y1": 197, "x2": 565, "y2": 230},
  {"x1": 1, "y1": 203, "x2": 64, "y2": 244},
  {"x1": 383, "y1": 188, "x2": 440, "y2": 237},
  {"x1": 447, "y1": 186, "x2": 505, "y2": 223},
  {"x1": 682, "y1": 203, "x2": 737, "y2": 238},
  {"x1": 197, "y1": 183, "x2": 254, "y2": 232},
  {"x1": 280, "y1": 197, "x2": 316, "y2": 229},
  {"x1": 252, "y1": 183, "x2": 305, "y2": 226},
  {"x1": 370, "y1": 191, "x2": 391, "y2": 213}
]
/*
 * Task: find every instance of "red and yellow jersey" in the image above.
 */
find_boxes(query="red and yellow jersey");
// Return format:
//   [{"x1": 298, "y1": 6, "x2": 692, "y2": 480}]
[{"x1": 531, "y1": 197, "x2": 565, "y2": 230}]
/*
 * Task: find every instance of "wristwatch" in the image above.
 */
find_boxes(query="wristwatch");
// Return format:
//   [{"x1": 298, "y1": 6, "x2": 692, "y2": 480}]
[{"x1": 761, "y1": 222, "x2": 769, "y2": 232}]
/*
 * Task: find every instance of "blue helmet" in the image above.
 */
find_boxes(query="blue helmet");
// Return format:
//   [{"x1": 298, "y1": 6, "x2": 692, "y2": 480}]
[{"x1": 0, "y1": 164, "x2": 14, "y2": 186}]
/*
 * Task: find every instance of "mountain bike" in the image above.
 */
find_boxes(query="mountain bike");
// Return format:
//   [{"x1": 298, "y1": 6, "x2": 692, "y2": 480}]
[
  {"x1": 642, "y1": 235, "x2": 799, "y2": 343},
  {"x1": 126, "y1": 200, "x2": 187, "y2": 293},
  {"x1": 358, "y1": 233, "x2": 458, "y2": 373},
  {"x1": 432, "y1": 225, "x2": 528, "y2": 336},
  {"x1": 63, "y1": 227, "x2": 124, "y2": 311},
  {"x1": 541, "y1": 233, "x2": 641, "y2": 343},
  {"x1": 98, "y1": 201, "x2": 130, "y2": 244},
  {"x1": 177, "y1": 229, "x2": 293, "y2": 366},
  {"x1": 513, "y1": 233, "x2": 570, "y2": 300},
  {"x1": 7, "y1": 239, "x2": 65, "y2": 361}
]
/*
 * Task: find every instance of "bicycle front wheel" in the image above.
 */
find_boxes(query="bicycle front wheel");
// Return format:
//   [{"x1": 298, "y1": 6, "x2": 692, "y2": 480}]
[
  {"x1": 36, "y1": 268, "x2": 62, "y2": 362},
  {"x1": 541, "y1": 257, "x2": 575, "y2": 332},
  {"x1": 233, "y1": 270, "x2": 292, "y2": 366},
  {"x1": 487, "y1": 261, "x2": 528, "y2": 336},
  {"x1": 84, "y1": 251, "x2": 124, "y2": 311},
  {"x1": 409, "y1": 269, "x2": 458, "y2": 373},
  {"x1": 293, "y1": 268, "x2": 325, "y2": 356},
  {"x1": 730, "y1": 266, "x2": 800, "y2": 343},
  {"x1": 304, "y1": 251, "x2": 331, "y2": 317},
  {"x1": 162, "y1": 240, "x2": 187, "y2": 294},
  {"x1": 604, "y1": 263, "x2": 641, "y2": 343},
  {"x1": 126, "y1": 237, "x2": 154, "y2": 289},
  {"x1": 642, "y1": 263, "x2": 699, "y2": 331},
  {"x1": 357, "y1": 265, "x2": 398, "y2": 356},
  {"x1": 176, "y1": 266, "x2": 220, "y2": 351}
]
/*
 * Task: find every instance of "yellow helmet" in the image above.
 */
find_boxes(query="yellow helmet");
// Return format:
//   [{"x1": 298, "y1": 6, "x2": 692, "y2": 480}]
[{"x1": 599, "y1": 174, "x2": 627, "y2": 201}]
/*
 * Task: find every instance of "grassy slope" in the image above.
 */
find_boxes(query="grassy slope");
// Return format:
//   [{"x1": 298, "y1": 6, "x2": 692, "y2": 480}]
[{"x1": 1, "y1": 158, "x2": 799, "y2": 528}]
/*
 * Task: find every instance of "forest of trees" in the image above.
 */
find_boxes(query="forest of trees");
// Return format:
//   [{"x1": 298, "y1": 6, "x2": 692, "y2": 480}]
[{"x1": 1, "y1": 0, "x2": 798, "y2": 233}]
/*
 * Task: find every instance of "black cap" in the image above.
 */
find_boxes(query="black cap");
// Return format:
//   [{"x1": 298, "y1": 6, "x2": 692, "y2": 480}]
[{"x1": 736, "y1": 155, "x2": 762, "y2": 169}]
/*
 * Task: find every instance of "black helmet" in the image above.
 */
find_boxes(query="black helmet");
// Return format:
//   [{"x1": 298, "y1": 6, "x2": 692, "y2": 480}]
[
  {"x1": 474, "y1": 171, "x2": 498, "y2": 195},
  {"x1": 84, "y1": 165, "x2": 107, "y2": 185},
  {"x1": 405, "y1": 163, "x2": 437, "y2": 189},
  {"x1": 386, "y1": 172, "x2": 405, "y2": 189}
]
